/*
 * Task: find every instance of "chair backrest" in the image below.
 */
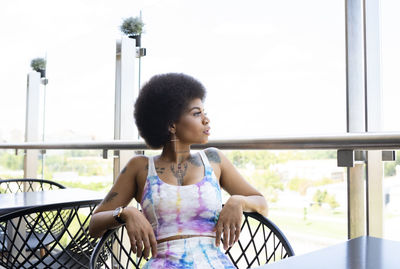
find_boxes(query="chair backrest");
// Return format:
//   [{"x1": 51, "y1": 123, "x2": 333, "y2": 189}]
[
  {"x1": 0, "y1": 200, "x2": 100, "y2": 269},
  {"x1": 90, "y1": 212, "x2": 294, "y2": 269},
  {"x1": 0, "y1": 178, "x2": 68, "y2": 259},
  {"x1": 226, "y1": 212, "x2": 294, "y2": 268},
  {"x1": 0, "y1": 178, "x2": 66, "y2": 193}
]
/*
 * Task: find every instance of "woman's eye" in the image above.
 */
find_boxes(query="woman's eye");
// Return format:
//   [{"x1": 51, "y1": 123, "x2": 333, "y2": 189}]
[{"x1": 193, "y1": 112, "x2": 202, "y2": 116}]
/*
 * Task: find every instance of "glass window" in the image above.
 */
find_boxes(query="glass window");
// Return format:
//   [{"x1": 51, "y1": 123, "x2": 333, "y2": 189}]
[
  {"x1": 0, "y1": 0, "x2": 346, "y2": 142},
  {"x1": 381, "y1": 0, "x2": 400, "y2": 241},
  {"x1": 382, "y1": 0, "x2": 400, "y2": 132}
]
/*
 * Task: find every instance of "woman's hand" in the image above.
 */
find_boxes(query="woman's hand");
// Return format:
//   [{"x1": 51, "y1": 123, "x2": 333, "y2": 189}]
[
  {"x1": 214, "y1": 195, "x2": 243, "y2": 250},
  {"x1": 123, "y1": 207, "x2": 157, "y2": 259}
]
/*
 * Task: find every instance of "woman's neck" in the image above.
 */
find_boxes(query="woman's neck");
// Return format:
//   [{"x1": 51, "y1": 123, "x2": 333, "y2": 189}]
[{"x1": 161, "y1": 142, "x2": 191, "y2": 164}]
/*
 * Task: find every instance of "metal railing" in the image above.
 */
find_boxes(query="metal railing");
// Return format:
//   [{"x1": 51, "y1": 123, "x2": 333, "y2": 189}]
[
  {"x1": 1, "y1": 132, "x2": 399, "y2": 240},
  {"x1": 1, "y1": 133, "x2": 400, "y2": 151}
]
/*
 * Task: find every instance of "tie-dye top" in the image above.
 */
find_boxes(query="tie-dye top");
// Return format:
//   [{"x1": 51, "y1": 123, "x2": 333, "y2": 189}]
[{"x1": 140, "y1": 151, "x2": 222, "y2": 240}]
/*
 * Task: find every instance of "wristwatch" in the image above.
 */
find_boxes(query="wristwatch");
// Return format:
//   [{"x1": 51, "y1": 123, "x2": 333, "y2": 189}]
[{"x1": 113, "y1": 206, "x2": 126, "y2": 224}]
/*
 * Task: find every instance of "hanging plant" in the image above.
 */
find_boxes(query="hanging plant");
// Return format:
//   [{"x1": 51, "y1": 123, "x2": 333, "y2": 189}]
[
  {"x1": 120, "y1": 16, "x2": 144, "y2": 47},
  {"x1": 30, "y1": 58, "x2": 46, "y2": 78},
  {"x1": 120, "y1": 16, "x2": 144, "y2": 36}
]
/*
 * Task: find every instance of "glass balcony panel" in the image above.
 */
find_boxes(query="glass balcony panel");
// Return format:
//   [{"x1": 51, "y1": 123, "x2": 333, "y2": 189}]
[
  {"x1": 383, "y1": 150, "x2": 400, "y2": 241},
  {"x1": 141, "y1": 1, "x2": 347, "y2": 138},
  {"x1": 0, "y1": 1, "x2": 346, "y2": 143},
  {"x1": 220, "y1": 149, "x2": 347, "y2": 255},
  {"x1": 381, "y1": 0, "x2": 400, "y2": 241},
  {"x1": 382, "y1": 0, "x2": 400, "y2": 132}
]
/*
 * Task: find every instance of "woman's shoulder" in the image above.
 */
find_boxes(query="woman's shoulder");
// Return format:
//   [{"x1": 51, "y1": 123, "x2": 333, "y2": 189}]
[
  {"x1": 125, "y1": 154, "x2": 151, "y2": 172},
  {"x1": 204, "y1": 147, "x2": 222, "y2": 165}
]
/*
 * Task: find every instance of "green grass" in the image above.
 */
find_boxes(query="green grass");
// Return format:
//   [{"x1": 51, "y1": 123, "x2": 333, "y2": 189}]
[
  {"x1": 58, "y1": 180, "x2": 112, "y2": 192},
  {"x1": 272, "y1": 215, "x2": 346, "y2": 239},
  {"x1": 269, "y1": 206, "x2": 347, "y2": 240}
]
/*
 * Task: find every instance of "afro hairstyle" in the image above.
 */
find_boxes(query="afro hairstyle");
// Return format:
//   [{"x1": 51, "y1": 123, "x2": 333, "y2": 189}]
[{"x1": 134, "y1": 73, "x2": 206, "y2": 148}]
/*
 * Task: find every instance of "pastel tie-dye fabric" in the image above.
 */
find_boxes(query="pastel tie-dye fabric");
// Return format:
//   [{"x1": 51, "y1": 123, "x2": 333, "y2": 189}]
[
  {"x1": 140, "y1": 151, "x2": 221, "y2": 240},
  {"x1": 142, "y1": 237, "x2": 235, "y2": 269},
  {"x1": 140, "y1": 151, "x2": 235, "y2": 268}
]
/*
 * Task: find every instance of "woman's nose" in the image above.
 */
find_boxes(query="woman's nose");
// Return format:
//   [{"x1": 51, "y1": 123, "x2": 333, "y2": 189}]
[{"x1": 203, "y1": 115, "x2": 210, "y2": 124}]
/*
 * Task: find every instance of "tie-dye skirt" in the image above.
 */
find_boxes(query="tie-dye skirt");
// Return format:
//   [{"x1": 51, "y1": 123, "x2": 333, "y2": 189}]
[{"x1": 143, "y1": 237, "x2": 235, "y2": 269}]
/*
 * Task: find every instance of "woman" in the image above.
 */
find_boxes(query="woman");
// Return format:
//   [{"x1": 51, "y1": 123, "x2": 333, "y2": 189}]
[{"x1": 89, "y1": 73, "x2": 268, "y2": 268}]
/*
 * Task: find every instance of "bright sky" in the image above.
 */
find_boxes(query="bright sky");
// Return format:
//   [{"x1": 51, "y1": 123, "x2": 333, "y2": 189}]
[{"x1": 0, "y1": 0, "x2": 399, "y2": 142}]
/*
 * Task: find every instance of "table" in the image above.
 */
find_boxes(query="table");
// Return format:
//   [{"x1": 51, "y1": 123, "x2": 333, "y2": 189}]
[
  {"x1": 0, "y1": 188, "x2": 105, "y2": 216},
  {"x1": 257, "y1": 236, "x2": 400, "y2": 269},
  {"x1": 0, "y1": 188, "x2": 105, "y2": 267}
]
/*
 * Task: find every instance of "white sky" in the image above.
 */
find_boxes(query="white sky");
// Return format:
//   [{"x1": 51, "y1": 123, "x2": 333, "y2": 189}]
[{"x1": 0, "y1": 0, "x2": 399, "y2": 142}]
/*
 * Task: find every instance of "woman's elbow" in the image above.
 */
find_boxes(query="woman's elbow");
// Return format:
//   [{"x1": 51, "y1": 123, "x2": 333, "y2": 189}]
[
  {"x1": 260, "y1": 202, "x2": 269, "y2": 217},
  {"x1": 89, "y1": 228, "x2": 99, "y2": 239},
  {"x1": 258, "y1": 196, "x2": 269, "y2": 217},
  {"x1": 89, "y1": 216, "x2": 103, "y2": 238}
]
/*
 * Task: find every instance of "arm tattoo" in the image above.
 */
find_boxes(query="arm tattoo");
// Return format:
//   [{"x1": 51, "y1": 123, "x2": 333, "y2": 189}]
[
  {"x1": 188, "y1": 154, "x2": 202, "y2": 167},
  {"x1": 171, "y1": 163, "x2": 188, "y2": 186},
  {"x1": 205, "y1": 148, "x2": 221, "y2": 163},
  {"x1": 103, "y1": 191, "x2": 118, "y2": 204}
]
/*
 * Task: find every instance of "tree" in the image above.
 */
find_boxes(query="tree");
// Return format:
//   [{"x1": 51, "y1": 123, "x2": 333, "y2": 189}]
[
  {"x1": 312, "y1": 189, "x2": 339, "y2": 209},
  {"x1": 287, "y1": 177, "x2": 313, "y2": 195}
]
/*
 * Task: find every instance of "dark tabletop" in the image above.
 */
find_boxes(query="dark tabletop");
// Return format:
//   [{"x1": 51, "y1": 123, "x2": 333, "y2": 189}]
[
  {"x1": 0, "y1": 188, "x2": 105, "y2": 216},
  {"x1": 257, "y1": 236, "x2": 400, "y2": 269}
]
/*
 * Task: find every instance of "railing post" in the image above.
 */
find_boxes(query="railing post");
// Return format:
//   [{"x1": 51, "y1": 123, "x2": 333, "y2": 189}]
[
  {"x1": 366, "y1": 150, "x2": 383, "y2": 236},
  {"x1": 345, "y1": 0, "x2": 366, "y2": 239},
  {"x1": 24, "y1": 72, "x2": 41, "y2": 181},
  {"x1": 348, "y1": 163, "x2": 365, "y2": 238},
  {"x1": 345, "y1": 0, "x2": 383, "y2": 239},
  {"x1": 364, "y1": 0, "x2": 383, "y2": 238},
  {"x1": 113, "y1": 37, "x2": 138, "y2": 267},
  {"x1": 113, "y1": 37, "x2": 138, "y2": 182}
]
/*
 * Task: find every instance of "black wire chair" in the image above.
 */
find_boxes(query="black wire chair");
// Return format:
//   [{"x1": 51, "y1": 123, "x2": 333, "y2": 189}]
[
  {"x1": 90, "y1": 211, "x2": 294, "y2": 269},
  {"x1": 0, "y1": 200, "x2": 101, "y2": 268},
  {"x1": 225, "y1": 212, "x2": 294, "y2": 268},
  {"x1": 0, "y1": 178, "x2": 66, "y2": 194},
  {"x1": 0, "y1": 178, "x2": 67, "y2": 255}
]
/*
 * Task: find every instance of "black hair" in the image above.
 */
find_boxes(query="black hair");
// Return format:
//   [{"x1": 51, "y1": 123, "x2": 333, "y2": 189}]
[{"x1": 134, "y1": 73, "x2": 206, "y2": 148}]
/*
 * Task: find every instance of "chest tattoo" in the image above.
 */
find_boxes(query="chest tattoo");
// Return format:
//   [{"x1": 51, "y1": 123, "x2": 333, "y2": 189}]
[
  {"x1": 145, "y1": 164, "x2": 166, "y2": 174},
  {"x1": 156, "y1": 167, "x2": 165, "y2": 174},
  {"x1": 188, "y1": 155, "x2": 202, "y2": 167},
  {"x1": 171, "y1": 162, "x2": 188, "y2": 186}
]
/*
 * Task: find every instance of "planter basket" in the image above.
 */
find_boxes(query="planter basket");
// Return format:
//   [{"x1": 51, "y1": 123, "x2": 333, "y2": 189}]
[{"x1": 128, "y1": 35, "x2": 141, "y2": 47}]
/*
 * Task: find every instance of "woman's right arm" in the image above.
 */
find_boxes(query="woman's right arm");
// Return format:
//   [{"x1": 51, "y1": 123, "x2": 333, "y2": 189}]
[{"x1": 89, "y1": 156, "x2": 157, "y2": 258}]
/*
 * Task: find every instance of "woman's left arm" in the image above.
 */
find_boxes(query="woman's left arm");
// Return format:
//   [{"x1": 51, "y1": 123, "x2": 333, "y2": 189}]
[{"x1": 206, "y1": 148, "x2": 268, "y2": 249}]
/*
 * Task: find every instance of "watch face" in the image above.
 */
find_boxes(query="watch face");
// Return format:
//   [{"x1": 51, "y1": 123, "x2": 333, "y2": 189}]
[
  {"x1": 113, "y1": 207, "x2": 124, "y2": 224},
  {"x1": 114, "y1": 207, "x2": 121, "y2": 217},
  {"x1": 113, "y1": 207, "x2": 120, "y2": 218}
]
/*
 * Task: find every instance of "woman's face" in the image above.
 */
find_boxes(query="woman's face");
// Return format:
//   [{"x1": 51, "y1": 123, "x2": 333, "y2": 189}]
[{"x1": 174, "y1": 98, "x2": 210, "y2": 145}]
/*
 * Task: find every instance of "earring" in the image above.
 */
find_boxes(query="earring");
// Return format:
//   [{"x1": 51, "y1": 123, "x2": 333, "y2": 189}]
[{"x1": 171, "y1": 133, "x2": 179, "y2": 152}]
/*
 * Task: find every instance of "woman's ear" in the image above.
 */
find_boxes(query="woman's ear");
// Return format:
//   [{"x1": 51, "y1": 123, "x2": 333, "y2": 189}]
[{"x1": 169, "y1": 123, "x2": 176, "y2": 134}]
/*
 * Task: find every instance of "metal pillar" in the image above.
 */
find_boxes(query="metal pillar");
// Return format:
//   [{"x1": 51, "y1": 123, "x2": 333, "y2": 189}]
[
  {"x1": 364, "y1": 0, "x2": 383, "y2": 237},
  {"x1": 345, "y1": 0, "x2": 383, "y2": 238},
  {"x1": 345, "y1": 0, "x2": 366, "y2": 239},
  {"x1": 113, "y1": 37, "x2": 138, "y2": 182},
  {"x1": 24, "y1": 72, "x2": 41, "y2": 180}
]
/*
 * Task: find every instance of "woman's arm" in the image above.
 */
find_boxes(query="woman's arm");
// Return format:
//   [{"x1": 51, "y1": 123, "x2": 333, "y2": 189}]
[
  {"x1": 89, "y1": 156, "x2": 138, "y2": 237},
  {"x1": 206, "y1": 148, "x2": 268, "y2": 249},
  {"x1": 206, "y1": 147, "x2": 268, "y2": 215},
  {"x1": 89, "y1": 156, "x2": 157, "y2": 258}
]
